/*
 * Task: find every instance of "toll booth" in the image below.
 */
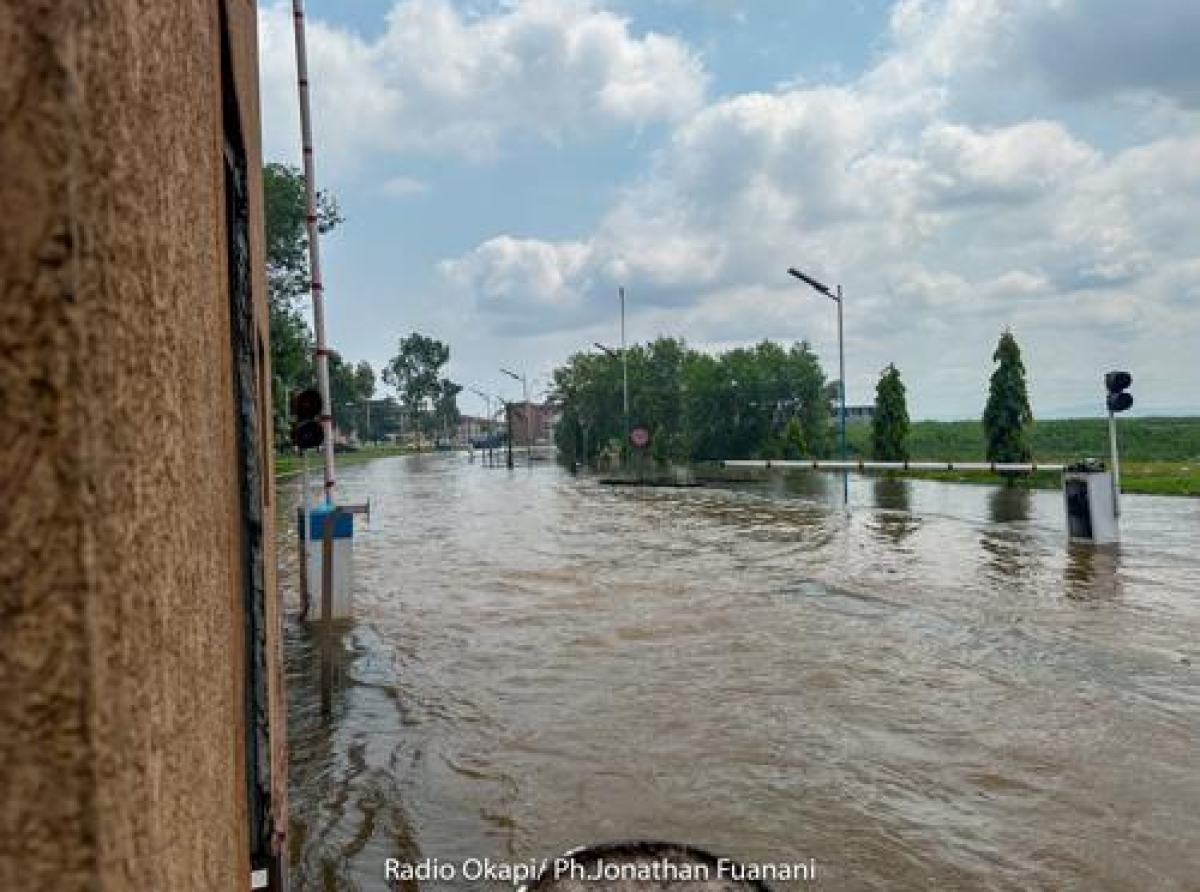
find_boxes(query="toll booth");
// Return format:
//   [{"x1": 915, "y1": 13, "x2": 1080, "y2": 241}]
[{"x1": 1063, "y1": 462, "x2": 1118, "y2": 544}]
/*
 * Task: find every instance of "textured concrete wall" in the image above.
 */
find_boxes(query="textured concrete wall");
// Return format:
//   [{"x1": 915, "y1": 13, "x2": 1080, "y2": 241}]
[{"x1": 0, "y1": 2, "x2": 281, "y2": 890}]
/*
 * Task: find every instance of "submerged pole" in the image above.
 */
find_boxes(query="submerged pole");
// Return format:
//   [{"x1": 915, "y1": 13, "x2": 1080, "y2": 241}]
[
  {"x1": 320, "y1": 510, "x2": 337, "y2": 718},
  {"x1": 1108, "y1": 409, "x2": 1122, "y2": 517},
  {"x1": 836, "y1": 284, "x2": 847, "y2": 504},
  {"x1": 620, "y1": 286, "x2": 630, "y2": 465}
]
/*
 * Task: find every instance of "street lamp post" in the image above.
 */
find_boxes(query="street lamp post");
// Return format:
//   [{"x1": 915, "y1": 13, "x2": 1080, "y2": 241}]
[
  {"x1": 619, "y1": 287, "x2": 630, "y2": 450},
  {"x1": 468, "y1": 387, "x2": 490, "y2": 463},
  {"x1": 594, "y1": 340, "x2": 630, "y2": 468},
  {"x1": 468, "y1": 387, "x2": 492, "y2": 436},
  {"x1": 788, "y1": 267, "x2": 848, "y2": 503},
  {"x1": 500, "y1": 367, "x2": 533, "y2": 466}
]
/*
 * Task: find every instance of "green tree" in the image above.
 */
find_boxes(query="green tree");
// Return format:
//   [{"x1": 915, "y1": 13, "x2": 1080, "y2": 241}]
[
  {"x1": 327, "y1": 353, "x2": 375, "y2": 440},
  {"x1": 982, "y1": 329, "x2": 1034, "y2": 465},
  {"x1": 650, "y1": 424, "x2": 670, "y2": 465},
  {"x1": 551, "y1": 337, "x2": 828, "y2": 464},
  {"x1": 264, "y1": 163, "x2": 344, "y2": 306},
  {"x1": 383, "y1": 332, "x2": 456, "y2": 442},
  {"x1": 870, "y1": 364, "x2": 910, "y2": 461},
  {"x1": 263, "y1": 162, "x2": 343, "y2": 446},
  {"x1": 779, "y1": 417, "x2": 806, "y2": 459},
  {"x1": 365, "y1": 397, "x2": 402, "y2": 443},
  {"x1": 433, "y1": 378, "x2": 463, "y2": 441}
]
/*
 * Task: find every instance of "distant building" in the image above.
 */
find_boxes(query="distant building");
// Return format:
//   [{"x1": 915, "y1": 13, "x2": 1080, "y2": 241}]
[
  {"x1": 457, "y1": 414, "x2": 499, "y2": 445},
  {"x1": 507, "y1": 401, "x2": 561, "y2": 448}
]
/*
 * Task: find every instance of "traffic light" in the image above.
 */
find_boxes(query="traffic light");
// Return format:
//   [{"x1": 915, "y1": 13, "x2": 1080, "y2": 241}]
[
  {"x1": 1105, "y1": 370, "x2": 1133, "y2": 413},
  {"x1": 290, "y1": 387, "x2": 325, "y2": 451}
]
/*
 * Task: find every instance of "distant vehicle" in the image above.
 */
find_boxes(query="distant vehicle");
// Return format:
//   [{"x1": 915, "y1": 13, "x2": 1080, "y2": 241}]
[{"x1": 469, "y1": 434, "x2": 506, "y2": 450}]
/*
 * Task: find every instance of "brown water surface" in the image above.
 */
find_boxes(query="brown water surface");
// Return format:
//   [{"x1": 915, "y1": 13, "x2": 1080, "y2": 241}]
[{"x1": 280, "y1": 455, "x2": 1200, "y2": 890}]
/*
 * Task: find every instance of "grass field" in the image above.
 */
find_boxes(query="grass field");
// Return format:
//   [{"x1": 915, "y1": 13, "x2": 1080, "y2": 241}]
[
  {"x1": 694, "y1": 417, "x2": 1200, "y2": 496},
  {"x1": 275, "y1": 444, "x2": 409, "y2": 478},
  {"x1": 844, "y1": 416, "x2": 1200, "y2": 463},
  {"x1": 842, "y1": 416, "x2": 1200, "y2": 496},
  {"x1": 890, "y1": 462, "x2": 1199, "y2": 496}
]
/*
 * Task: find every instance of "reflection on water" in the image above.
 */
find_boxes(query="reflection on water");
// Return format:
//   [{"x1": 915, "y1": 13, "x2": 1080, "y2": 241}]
[
  {"x1": 871, "y1": 476, "x2": 911, "y2": 513},
  {"x1": 866, "y1": 477, "x2": 919, "y2": 546},
  {"x1": 988, "y1": 485, "x2": 1033, "y2": 524},
  {"x1": 280, "y1": 457, "x2": 1200, "y2": 890},
  {"x1": 1065, "y1": 544, "x2": 1123, "y2": 603}
]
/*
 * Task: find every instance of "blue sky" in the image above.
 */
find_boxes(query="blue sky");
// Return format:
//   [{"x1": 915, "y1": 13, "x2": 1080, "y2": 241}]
[{"x1": 258, "y1": 0, "x2": 1200, "y2": 420}]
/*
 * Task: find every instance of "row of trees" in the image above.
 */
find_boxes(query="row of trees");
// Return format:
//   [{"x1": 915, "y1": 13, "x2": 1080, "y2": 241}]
[
  {"x1": 552, "y1": 337, "x2": 833, "y2": 465},
  {"x1": 554, "y1": 329, "x2": 1035, "y2": 468},
  {"x1": 265, "y1": 163, "x2": 460, "y2": 448}
]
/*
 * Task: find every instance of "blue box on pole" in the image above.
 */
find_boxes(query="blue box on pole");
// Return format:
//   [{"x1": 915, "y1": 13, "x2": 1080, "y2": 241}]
[
  {"x1": 305, "y1": 504, "x2": 354, "y2": 539},
  {"x1": 306, "y1": 505, "x2": 355, "y2": 620}
]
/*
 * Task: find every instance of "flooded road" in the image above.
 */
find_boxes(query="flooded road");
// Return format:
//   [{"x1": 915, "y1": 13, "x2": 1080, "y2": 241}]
[{"x1": 280, "y1": 455, "x2": 1200, "y2": 890}]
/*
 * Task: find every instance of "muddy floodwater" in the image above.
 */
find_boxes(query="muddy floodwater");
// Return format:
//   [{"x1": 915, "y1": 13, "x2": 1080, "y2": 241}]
[{"x1": 279, "y1": 454, "x2": 1200, "y2": 891}]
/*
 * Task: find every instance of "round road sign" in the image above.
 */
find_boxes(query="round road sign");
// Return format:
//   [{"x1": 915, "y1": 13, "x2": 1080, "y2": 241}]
[{"x1": 629, "y1": 426, "x2": 650, "y2": 448}]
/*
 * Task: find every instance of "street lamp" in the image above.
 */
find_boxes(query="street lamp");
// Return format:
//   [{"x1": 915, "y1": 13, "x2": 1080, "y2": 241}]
[
  {"x1": 468, "y1": 388, "x2": 493, "y2": 434},
  {"x1": 787, "y1": 266, "x2": 847, "y2": 502},
  {"x1": 593, "y1": 341, "x2": 631, "y2": 463},
  {"x1": 596, "y1": 285, "x2": 631, "y2": 463},
  {"x1": 500, "y1": 367, "x2": 533, "y2": 466}
]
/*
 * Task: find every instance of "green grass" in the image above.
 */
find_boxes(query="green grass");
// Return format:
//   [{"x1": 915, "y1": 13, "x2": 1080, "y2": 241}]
[
  {"x1": 1110, "y1": 461, "x2": 1200, "y2": 496},
  {"x1": 275, "y1": 444, "x2": 410, "y2": 478},
  {"x1": 870, "y1": 462, "x2": 1199, "y2": 496},
  {"x1": 698, "y1": 462, "x2": 1199, "y2": 497},
  {"x1": 694, "y1": 424, "x2": 1200, "y2": 496},
  {"x1": 844, "y1": 416, "x2": 1200, "y2": 463},
  {"x1": 836, "y1": 416, "x2": 1200, "y2": 496}
]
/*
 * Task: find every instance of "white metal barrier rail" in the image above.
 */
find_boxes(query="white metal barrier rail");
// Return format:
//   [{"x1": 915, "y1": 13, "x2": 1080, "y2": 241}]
[{"x1": 724, "y1": 460, "x2": 1066, "y2": 473}]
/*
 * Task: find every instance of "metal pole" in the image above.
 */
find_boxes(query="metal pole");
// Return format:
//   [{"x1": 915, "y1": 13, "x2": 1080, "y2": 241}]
[
  {"x1": 291, "y1": 0, "x2": 336, "y2": 505},
  {"x1": 297, "y1": 451, "x2": 310, "y2": 620},
  {"x1": 620, "y1": 287, "x2": 630, "y2": 462},
  {"x1": 506, "y1": 402, "x2": 514, "y2": 469},
  {"x1": 523, "y1": 374, "x2": 533, "y2": 466},
  {"x1": 320, "y1": 510, "x2": 336, "y2": 718},
  {"x1": 837, "y1": 284, "x2": 847, "y2": 504},
  {"x1": 1108, "y1": 408, "x2": 1122, "y2": 517}
]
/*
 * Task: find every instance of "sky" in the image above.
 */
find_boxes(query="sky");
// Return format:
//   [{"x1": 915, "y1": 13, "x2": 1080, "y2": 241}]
[{"x1": 258, "y1": 0, "x2": 1200, "y2": 420}]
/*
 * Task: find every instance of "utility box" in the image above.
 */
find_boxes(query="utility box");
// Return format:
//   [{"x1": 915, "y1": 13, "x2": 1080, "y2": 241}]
[
  {"x1": 1063, "y1": 465, "x2": 1118, "y2": 544},
  {"x1": 306, "y1": 505, "x2": 355, "y2": 620}
]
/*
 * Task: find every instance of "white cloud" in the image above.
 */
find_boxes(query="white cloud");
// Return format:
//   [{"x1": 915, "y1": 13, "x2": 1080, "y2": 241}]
[
  {"x1": 258, "y1": 0, "x2": 706, "y2": 173},
  {"x1": 439, "y1": 236, "x2": 594, "y2": 333},
  {"x1": 441, "y1": 0, "x2": 1200, "y2": 415},
  {"x1": 381, "y1": 176, "x2": 430, "y2": 198},
  {"x1": 872, "y1": 0, "x2": 1200, "y2": 114},
  {"x1": 918, "y1": 121, "x2": 1099, "y2": 206}
]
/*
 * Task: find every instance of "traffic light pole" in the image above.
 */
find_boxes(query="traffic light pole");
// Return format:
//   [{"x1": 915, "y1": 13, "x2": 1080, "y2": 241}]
[
  {"x1": 1108, "y1": 409, "x2": 1121, "y2": 518},
  {"x1": 1103, "y1": 370, "x2": 1132, "y2": 520},
  {"x1": 298, "y1": 449, "x2": 312, "y2": 618},
  {"x1": 506, "y1": 402, "x2": 514, "y2": 470},
  {"x1": 292, "y1": 0, "x2": 337, "y2": 505}
]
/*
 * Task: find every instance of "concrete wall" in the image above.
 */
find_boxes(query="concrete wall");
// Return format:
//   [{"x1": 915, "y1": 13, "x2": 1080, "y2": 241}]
[{"x1": 1, "y1": 2, "x2": 284, "y2": 890}]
